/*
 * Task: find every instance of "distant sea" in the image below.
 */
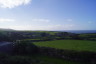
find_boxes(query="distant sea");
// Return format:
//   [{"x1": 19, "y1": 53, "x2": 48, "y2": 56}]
[{"x1": 57, "y1": 30, "x2": 96, "y2": 34}]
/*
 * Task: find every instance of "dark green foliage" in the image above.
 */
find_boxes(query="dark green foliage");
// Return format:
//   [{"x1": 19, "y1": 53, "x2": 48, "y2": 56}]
[
  {"x1": 5, "y1": 56, "x2": 32, "y2": 64},
  {"x1": 0, "y1": 53, "x2": 80, "y2": 64},
  {"x1": 0, "y1": 32, "x2": 10, "y2": 42},
  {"x1": 79, "y1": 33, "x2": 96, "y2": 40},
  {"x1": 0, "y1": 53, "x2": 34, "y2": 64},
  {"x1": 13, "y1": 41, "x2": 38, "y2": 55},
  {"x1": 38, "y1": 47, "x2": 96, "y2": 64},
  {"x1": 0, "y1": 30, "x2": 96, "y2": 64},
  {"x1": 1, "y1": 30, "x2": 96, "y2": 42}
]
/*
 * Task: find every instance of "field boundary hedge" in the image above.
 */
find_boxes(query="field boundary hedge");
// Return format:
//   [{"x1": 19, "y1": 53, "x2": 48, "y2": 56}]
[{"x1": 38, "y1": 47, "x2": 96, "y2": 64}]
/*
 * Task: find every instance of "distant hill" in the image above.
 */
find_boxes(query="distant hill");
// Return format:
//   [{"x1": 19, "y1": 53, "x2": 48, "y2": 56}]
[{"x1": 0, "y1": 28, "x2": 14, "y2": 31}]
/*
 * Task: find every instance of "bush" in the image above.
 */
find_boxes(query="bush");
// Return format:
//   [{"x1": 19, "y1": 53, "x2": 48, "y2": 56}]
[{"x1": 13, "y1": 40, "x2": 38, "y2": 55}]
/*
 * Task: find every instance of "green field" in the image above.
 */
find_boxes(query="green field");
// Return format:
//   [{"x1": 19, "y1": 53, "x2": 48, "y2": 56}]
[{"x1": 34, "y1": 40, "x2": 96, "y2": 52}]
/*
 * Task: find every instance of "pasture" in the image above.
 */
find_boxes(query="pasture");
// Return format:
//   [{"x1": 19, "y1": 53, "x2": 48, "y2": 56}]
[{"x1": 34, "y1": 40, "x2": 96, "y2": 52}]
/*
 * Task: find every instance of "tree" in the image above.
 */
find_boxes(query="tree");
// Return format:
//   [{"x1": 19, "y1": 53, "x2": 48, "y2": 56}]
[{"x1": 13, "y1": 40, "x2": 38, "y2": 55}]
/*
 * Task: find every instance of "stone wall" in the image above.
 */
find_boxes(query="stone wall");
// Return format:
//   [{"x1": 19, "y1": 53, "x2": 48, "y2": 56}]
[{"x1": 38, "y1": 47, "x2": 96, "y2": 64}]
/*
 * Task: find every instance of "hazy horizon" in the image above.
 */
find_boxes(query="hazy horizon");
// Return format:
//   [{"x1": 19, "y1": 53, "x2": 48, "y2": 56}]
[{"x1": 0, "y1": 0, "x2": 96, "y2": 30}]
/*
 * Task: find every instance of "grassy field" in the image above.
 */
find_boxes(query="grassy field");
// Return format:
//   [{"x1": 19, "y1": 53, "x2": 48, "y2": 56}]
[
  {"x1": 21, "y1": 31, "x2": 59, "y2": 35},
  {"x1": 34, "y1": 40, "x2": 96, "y2": 52}
]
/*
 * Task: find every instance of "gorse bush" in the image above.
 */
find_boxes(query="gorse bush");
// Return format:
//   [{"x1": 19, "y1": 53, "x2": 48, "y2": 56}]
[{"x1": 13, "y1": 40, "x2": 38, "y2": 55}]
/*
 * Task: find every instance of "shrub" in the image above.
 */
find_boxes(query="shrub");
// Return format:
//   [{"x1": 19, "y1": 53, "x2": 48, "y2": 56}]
[{"x1": 13, "y1": 40, "x2": 38, "y2": 55}]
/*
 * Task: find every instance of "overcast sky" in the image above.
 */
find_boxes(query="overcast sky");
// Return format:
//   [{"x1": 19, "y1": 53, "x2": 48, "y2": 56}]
[{"x1": 0, "y1": 0, "x2": 96, "y2": 30}]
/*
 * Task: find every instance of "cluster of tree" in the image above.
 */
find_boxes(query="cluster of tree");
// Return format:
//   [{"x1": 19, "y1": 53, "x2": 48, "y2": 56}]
[
  {"x1": 55, "y1": 32, "x2": 80, "y2": 40},
  {"x1": 13, "y1": 40, "x2": 38, "y2": 55},
  {"x1": 0, "y1": 53, "x2": 50, "y2": 64},
  {"x1": 0, "y1": 30, "x2": 96, "y2": 42},
  {"x1": 0, "y1": 41, "x2": 43, "y2": 64},
  {"x1": 78, "y1": 33, "x2": 96, "y2": 40},
  {"x1": 0, "y1": 32, "x2": 11, "y2": 42}
]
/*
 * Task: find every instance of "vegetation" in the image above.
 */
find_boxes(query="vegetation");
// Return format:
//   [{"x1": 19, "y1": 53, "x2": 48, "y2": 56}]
[
  {"x1": 13, "y1": 40, "x2": 38, "y2": 55},
  {"x1": 0, "y1": 53, "x2": 80, "y2": 64},
  {"x1": 0, "y1": 29, "x2": 96, "y2": 64},
  {"x1": 0, "y1": 41, "x2": 81, "y2": 64},
  {"x1": 12, "y1": 41, "x2": 96, "y2": 64},
  {"x1": 34, "y1": 40, "x2": 96, "y2": 52},
  {"x1": 0, "y1": 29, "x2": 96, "y2": 42},
  {"x1": 79, "y1": 33, "x2": 96, "y2": 40}
]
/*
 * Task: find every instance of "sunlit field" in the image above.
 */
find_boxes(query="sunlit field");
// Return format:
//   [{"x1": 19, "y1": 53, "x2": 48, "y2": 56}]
[{"x1": 34, "y1": 40, "x2": 96, "y2": 52}]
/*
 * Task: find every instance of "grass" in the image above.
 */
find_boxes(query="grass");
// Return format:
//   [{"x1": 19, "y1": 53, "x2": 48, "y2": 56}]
[
  {"x1": 31, "y1": 55, "x2": 81, "y2": 64},
  {"x1": 34, "y1": 40, "x2": 96, "y2": 52},
  {"x1": 79, "y1": 33, "x2": 96, "y2": 37},
  {"x1": 9, "y1": 55, "x2": 81, "y2": 64},
  {"x1": 20, "y1": 31, "x2": 59, "y2": 35},
  {"x1": 0, "y1": 54, "x2": 80, "y2": 64}
]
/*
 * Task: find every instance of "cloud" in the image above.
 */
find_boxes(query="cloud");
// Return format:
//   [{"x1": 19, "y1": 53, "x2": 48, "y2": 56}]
[
  {"x1": 0, "y1": 18, "x2": 15, "y2": 23},
  {"x1": 46, "y1": 24, "x2": 75, "y2": 30},
  {"x1": 32, "y1": 19, "x2": 50, "y2": 23},
  {"x1": 0, "y1": 0, "x2": 32, "y2": 8},
  {"x1": 7, "y1": 24, "x2": 74, "y2": 30},
  {"x1": 8, "y1": 25, "x2": 30, "y2": 30}
]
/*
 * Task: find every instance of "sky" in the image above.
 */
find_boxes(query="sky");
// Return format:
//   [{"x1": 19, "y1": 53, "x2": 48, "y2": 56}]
[{"x1": 0, "y1": 0, "x2": 96, "y2": 30}]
